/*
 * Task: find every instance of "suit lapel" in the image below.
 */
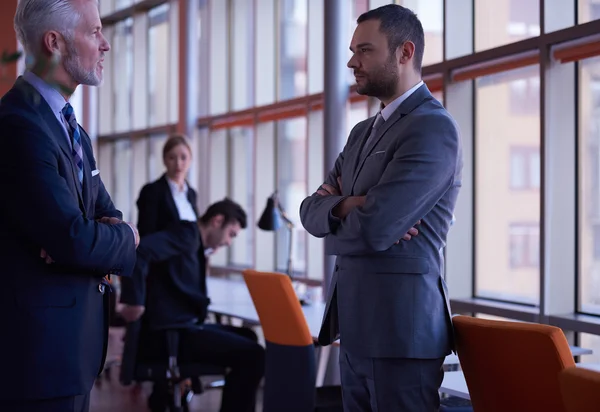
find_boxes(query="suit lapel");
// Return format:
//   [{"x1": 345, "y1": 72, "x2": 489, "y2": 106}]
[
  {"x1": 160, "y1": 176, "x2": 180, "y2": 220},
  {"x1": 17, "y1": 79, "x2": 85, "y2": 207},
  {"x1": 350, "y1": 84, "x2": 433, "y2": 191},
  {"x1": 80, "y1": 127, "x2": 94, "y2": 215}
]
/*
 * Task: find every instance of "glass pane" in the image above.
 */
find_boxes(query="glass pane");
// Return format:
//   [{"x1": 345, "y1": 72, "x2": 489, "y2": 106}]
[
  {"x1": 578, "y1": 0, "x2": 600, "y2": 24},
  {"x1": 131, "y1": 138, "x2": 149, "y2": 225},
  {"x1": 579, "y1": 56, "x2": 600, "y2": 315},
  {"x1": 231, "y1": 0, "x2": 253, "y2": 111},
  {"x1": 97, "y1": 142, "x2": 114, "y2": 195},
  {"x1": 147, "y1": 134, "x2": 168, "y2": 182},
  {"x1": 278, "y1": 0, "x2": 308, "y2": 100},
  {"x1": 347, "y1": 0, "x2": 369, "y2": 85},
  {"x1": 112, "y1": 18, "x2": 133, "y2": 132},
  {"x1": 148, "y1": 4, "x2": 170, "y2": 127},
  {"x1": 401, "y1": 0, "x2": 443, "y2": 66},
  {"x1": 229, "y1": 127, "x2": 255, "y2": 266},
  {"x1": 347, "y1": 100, "x2": 369, "y2": 137},
  {"x1": 256, "y1": 0, "x2": 276, "y2": 106},
  {"x1": 276, "y1": 117, "x2": 308, "y2": 274},
  {"x1": 475, "y1": 64, "x2": 540, "y2": 305},
  {"x1": 113, "y1": 139, "x2": 133, "y2": 222},
  {"x1": 100, "y1": 0, "x2": 114, "y2": 17},
  {"x1": 475, "y1": 0, "x2": 539, "y2": 52},
  {"x1": 115, "y1": 0, "x2": 133, "y2": 11},
  {"x1": 579, "y1": 332, "x2": 600, "y2": 364},
  {"x1": 308, "y1": 0, "x2": 325, "y2": 94},
  {"x1": 208, "y1": 130, "x2": 229, "y2": 266},
  {"x1": 209, "y1": 0, "x2": 229, "y2": 115}
]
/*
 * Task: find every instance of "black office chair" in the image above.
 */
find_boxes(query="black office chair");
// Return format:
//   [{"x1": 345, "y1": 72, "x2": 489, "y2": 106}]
[{"x1": 120, "y1": 320, "x2": 226, "y2": 412}]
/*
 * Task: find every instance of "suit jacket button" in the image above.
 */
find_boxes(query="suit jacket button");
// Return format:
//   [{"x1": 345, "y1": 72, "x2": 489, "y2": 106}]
[
  {"x1": 335, "y1": 265, "x2": 339, "y2": 271},
  {"x1": 98, "y1": 284, "x2": 105, "y2": 294}
]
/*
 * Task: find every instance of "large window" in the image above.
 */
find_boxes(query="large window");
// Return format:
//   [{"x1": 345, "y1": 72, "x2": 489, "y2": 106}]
[
  {"x1": 475, "y1": 64, "x2": 541, "y2": 305},
  {"x1": 579, "y1": 57, "x2": 600, "y2": 315}
]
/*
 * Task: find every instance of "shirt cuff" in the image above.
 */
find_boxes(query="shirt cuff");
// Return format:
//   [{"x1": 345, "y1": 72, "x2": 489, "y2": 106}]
[{"x1": 125, "y1": 222, "x2": 137, "y2": 245}]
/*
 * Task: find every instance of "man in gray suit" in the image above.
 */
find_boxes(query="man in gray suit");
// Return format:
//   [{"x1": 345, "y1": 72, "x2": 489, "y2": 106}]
[{"x1": 300, "y1": 4, "x2": 462, "y2": 411}]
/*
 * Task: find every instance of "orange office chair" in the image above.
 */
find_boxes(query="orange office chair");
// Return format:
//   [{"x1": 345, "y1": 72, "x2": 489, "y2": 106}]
[
  {"x1": 452, "y1": 315, "x2": 575, "y2": 412},
  {"x1": 242, "y1": 269, "x2": 342, "y2": 412},
  {"x1": 559, "y1": 366, "x2": 600, "y2": 412}
]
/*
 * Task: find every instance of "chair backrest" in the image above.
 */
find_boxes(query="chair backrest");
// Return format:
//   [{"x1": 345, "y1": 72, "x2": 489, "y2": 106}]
[
  {"x1": 452, "y1": 315, "x2": 575, "y2": 412},
  {"x1": 559, "y1": 366, "x2": 600, "y2": 412},
  {"x1": 242, "y1": 269, "x2": 313, "y2": 347},
  {"x1": 242, "y1": 269, "x2": 316, "y2": 412}
]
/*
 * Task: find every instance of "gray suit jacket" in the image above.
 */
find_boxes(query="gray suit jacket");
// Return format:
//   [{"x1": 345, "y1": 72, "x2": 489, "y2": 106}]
[{"x1": 300, "y1": 84, "x2": 463, "y2": 359}]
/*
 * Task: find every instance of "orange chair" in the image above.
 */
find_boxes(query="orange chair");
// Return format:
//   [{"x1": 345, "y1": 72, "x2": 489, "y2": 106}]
[
  {"x1": 452, "y1": 315, "x2": 575, "y2": 412},
  {"x1": 559, "y1": 366, "x2": 600, "y2": 412},
  {"x1": 242, "y1": 270, "x2": 342, "y2": 412}
]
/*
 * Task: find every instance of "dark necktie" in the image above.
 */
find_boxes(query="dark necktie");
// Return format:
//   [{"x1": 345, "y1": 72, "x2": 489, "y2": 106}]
[
  {"x1": 361, "y1": 112, "x2": 385, "y2": 156},
  {"x1": 62, "y1": 103, "x2": 84, "y2": 185}
]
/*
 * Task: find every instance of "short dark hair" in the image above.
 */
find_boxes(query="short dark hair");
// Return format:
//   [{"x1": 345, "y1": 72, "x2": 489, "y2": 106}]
[
  {"x1": 357, "y1": 4, "x2": 425, "y2": 72},
  {"x1": 163, "y1": 134, "x2": 192, "y2": 159},
  {"x1": 199, "y1": 198, "x2": 247, "y2": 229}
]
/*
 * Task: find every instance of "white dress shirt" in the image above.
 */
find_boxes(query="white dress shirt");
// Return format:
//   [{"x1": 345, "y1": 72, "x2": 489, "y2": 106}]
[{"x1": 167, "y1": 178, "x2": 197, "y2": 222}]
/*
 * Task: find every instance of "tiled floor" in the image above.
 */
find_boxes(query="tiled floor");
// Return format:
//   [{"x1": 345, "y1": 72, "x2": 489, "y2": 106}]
[{"x1": 90, "y1": 327, "x2": 262, "y2": 412}]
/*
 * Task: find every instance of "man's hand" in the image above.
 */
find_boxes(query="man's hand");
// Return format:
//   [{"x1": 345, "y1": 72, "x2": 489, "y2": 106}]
[
  {"x1": 316, "y1": 175, "x2": 343, "y2": 197},
  {"x1": 332, "y1": 196, "x2": 366, "y2": 219},
  {"x1": 395, "y1": 220, "x2": 422, "y2": 244},
  {"x1": 120, "y1": 305, "x2": 145, "y2": 322},
  {"x1": 317, "y1": 183, "x2": 340, "y2": 196},
  {"x1": 98, "y1": 216, "x2": 122, "y2": 225},
  {"x1": 128, "y1": 223, "x2": 140, "y2": 248},
  {"x1": 40, "y1": 248, "x2": 53, "y2": 264}
]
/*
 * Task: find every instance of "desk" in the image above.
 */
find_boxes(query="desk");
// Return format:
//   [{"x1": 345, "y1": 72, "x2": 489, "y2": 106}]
[
  {"x1": 439, "y1": 360, "x2": 600, "y2": 400},
  {"x1": 207, "y1": 277, "x2": 326, "y2": 338}
]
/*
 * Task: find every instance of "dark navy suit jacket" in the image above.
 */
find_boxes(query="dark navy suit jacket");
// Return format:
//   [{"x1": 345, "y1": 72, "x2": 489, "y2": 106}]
[{"x1": 0, "y1": 77, "x2": 136, "y2": 401}]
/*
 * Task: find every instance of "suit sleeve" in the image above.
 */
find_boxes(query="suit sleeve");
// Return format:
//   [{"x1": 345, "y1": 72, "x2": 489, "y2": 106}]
[
  {"x1": 0, "y1": 116, "x2": 136, "y2": 275},
  {"x1": 326, "y1": 115, "x2": 460, "y2": 255},
  {"x1": 299, "y1": 136, "x2": 354, "y2": 238}
]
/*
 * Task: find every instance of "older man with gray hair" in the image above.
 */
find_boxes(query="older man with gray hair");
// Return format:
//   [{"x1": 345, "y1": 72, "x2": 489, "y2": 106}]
[{"x1": 0, "y1": 1, "x2": 138, "y2": 411}]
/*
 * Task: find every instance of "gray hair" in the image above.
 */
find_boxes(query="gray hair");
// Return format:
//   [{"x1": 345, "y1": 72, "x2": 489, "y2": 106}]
[{"x1": 14, "y1": 0, "x2": 83, "y2": 57}]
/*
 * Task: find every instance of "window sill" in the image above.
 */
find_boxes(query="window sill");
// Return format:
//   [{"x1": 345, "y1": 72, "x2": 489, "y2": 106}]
[
  {"x1": 450, "y1": 297, "x2": 540, "y2": 323},
  {"x1": 548, "y1": 313, "x2": 600, "y2": 335}
]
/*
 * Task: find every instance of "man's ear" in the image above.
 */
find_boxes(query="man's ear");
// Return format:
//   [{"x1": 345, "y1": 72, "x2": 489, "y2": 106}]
[
  {"x1": 397, "y1": 41, "x2": 415, "y2": 65},
  {"x1": 211, "y1": 214, "x2": 224, "y2": 228},
  {"x1": 41, "y1": 31, "x2": 64, "y2": 56}
]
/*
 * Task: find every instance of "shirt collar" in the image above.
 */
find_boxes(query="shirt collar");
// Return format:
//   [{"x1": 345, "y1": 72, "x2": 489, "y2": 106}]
[
  {"x1": 166, "y1": 177, "x2": 188, "y2": 194},
  {"x1": 22, "y1": 71, "x2": 69, "y2": 117},
  {"x1": 379, "y1": 80, "x2": 424, "y2": 121}
]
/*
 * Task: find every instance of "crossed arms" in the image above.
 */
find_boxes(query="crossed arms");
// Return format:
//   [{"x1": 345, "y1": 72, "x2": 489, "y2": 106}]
[
  {"x1": 299, "y1": 114, "x2": 459, "y2": 256},
  {"x1": 0, "y1": 115, "x2": 137, "y2": 275}
]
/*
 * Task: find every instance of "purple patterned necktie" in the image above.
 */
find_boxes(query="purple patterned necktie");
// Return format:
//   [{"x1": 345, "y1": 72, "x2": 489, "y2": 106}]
[{"x1": 62, "y1": 103, "x2": 84, "y2": 185}]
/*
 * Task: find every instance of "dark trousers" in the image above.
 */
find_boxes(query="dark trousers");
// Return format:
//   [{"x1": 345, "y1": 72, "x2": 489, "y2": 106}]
[
  {"x1": 0, "y1": 392, "x2": 90, "y2": 412},
  {"x1": 148, "y1": 323, "x2": 265, "y2": 412},
  {"x1": 339, "y1": 346, "x2": 444, "y2": 412}
]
